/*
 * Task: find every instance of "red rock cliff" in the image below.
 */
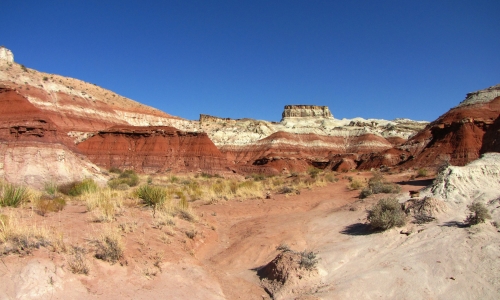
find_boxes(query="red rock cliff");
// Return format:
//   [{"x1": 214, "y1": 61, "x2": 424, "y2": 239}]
[{"x1": 77, "y1": 126, "x2": 231, "y2": 174}]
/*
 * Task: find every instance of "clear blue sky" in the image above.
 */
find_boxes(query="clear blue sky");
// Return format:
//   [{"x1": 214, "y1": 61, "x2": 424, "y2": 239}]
[{"x1": 2, "y1": 1, "x2": 499, "y2": 122}]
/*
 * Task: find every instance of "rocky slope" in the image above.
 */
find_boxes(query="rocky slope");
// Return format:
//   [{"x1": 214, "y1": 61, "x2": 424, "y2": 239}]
[
  {"x1": 0, "y1": 55, "x2": 195, "y2": 138},
  {"x1": 0, "y1": 85, "x2": 105, "y2": 188},
  {"x1": 1, "y1": 46, "x2": 498, "y2": 183},
  {"x1": 400, "y1": 84, "x2": 500, "y2": 168}
]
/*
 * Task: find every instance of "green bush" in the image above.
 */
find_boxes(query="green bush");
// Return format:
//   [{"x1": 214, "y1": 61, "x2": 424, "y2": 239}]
[
  {"x1": 108, "y1": 170, "x2": 139, "y2": 189},
  {"x1": 464, "y1": 202, "x2": 491, "y2": 226},
  {"x1": 0, "y1": 183, "x2": 29, "y2": 207},
  {"x1": 359, "y1": 187, "x2": 373, "y2": 199},
  {"x1": 367, "y1": 197, "x2": 406, "y2": 230},
  {"x1": 136, "y1": 185, "x2": 168, "y2": 208},
  {"x1": 59, "y1": 179, "x2": 98, "y2": 196},
  {"x1": 359, "y1": 173, "x2": 401, "y2": 199}
]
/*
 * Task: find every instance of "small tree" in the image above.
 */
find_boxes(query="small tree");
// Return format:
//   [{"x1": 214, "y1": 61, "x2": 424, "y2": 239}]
[
  {"x1": 367, "y1": 197, "x2": 406, "y2": 230},
  {"x1": 464, "y1": 202, "x2": 491, "y2": 226}
]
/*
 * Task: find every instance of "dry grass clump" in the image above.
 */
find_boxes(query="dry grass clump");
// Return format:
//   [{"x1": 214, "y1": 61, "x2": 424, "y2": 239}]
[
  {"x1": 205, "y1": 179, "x2": 264, "y2": 202},
  {"x1": 59, "y1": 178, "x2": 99, "y2": 196},
  {"x1": 367, "y1": 197, "x2": 406, "y2": 231},
  {"x1": 0, "y1": 213, "x2": 52, "y2": 255},
  {"x1": 85, "y1": 189, "x2": 124, "y2": 222},
  {"x1": 35, "y1": 195, "x2": 67, "y2": 216},
  {"x1": 347, "y1": 178, "x2": 364, "y2": 190},
  {"x1": 92, "y1": 228, "x2": 124, "y2": 264},
  {"x1": 0, "y1": 182, "x2": 30, "y2": 207}
]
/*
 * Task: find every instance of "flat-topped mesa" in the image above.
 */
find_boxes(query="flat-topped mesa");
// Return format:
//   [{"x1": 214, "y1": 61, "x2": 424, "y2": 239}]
[
  {"x1": 0, "y1": 46, "x2": 14, "y2": 63},
  {"x1": 200, "y1": 114, "x2": 238, "y2": 125},
  {"x1": 281, "y1": 105, "x2": 333, "y2": 121}
]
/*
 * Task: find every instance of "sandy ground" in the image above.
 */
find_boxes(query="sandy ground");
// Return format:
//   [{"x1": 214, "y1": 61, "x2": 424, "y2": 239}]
[{"x1": 0, "y1": 171, "x2": 499, "y2": 299}]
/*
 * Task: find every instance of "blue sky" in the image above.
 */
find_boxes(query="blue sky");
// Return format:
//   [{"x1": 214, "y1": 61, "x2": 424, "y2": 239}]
[{"x1": 2, "y1": 1, "x2": 499, "y2": 122}]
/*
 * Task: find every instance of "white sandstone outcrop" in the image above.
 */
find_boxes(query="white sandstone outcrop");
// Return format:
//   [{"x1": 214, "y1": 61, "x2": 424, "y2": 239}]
[{"x1": 0, "y1": 46, "x2": 14, "y2": 62}]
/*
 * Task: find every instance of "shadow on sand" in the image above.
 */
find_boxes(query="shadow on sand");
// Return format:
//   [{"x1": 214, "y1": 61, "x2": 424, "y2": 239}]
[
  {"x1": 396, "y1": 179, "x2": 435, "y2": 187},
  {"x1": 440, "y1": 221, "x2": 468, "y2": 228},
  {"x1": 340, "y1": 223, "x2": 373, "y2": 236}
]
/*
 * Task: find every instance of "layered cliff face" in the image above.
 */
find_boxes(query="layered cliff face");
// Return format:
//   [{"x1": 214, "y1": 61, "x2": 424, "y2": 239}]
[
  {"x1": 0, "y1": 57, "x2": 196, "y2": 140},
  {"x1": 77, "y1": 126, "x2": 231, "y2": 174},
  {"x1": 200, "y1": 105, "x2": 427, "y2": 173},
  {"x1": 221, "y1": 131, "x2": 395, "y2": 173},
  {"x1": 400, "y1": 84, "x2": 500, "y2": 168},
  {"x1": 281, "y1": 105, "x2": 333, "y2": 120},
  {"x1": 0, "y1": 85, "x2": 105, "y2": 188}
]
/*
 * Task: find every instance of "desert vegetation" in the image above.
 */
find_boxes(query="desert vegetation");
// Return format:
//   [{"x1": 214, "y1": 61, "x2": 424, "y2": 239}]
[
  {"x1": 367, "y1": 197, "x2": 407, "y2": 231},
  {"x1": 464, "y1": 202, "x2": 491, "y2": 226},
  {"x1": 359, "y1": 172, "x2": 401, "y2": 199}
]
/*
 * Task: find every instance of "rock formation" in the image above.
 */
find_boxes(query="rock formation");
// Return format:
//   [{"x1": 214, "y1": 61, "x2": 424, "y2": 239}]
[
  {"x1": 2, "y1": 47, "x2": 497, "y2": 183},
  {"x1": 281, "y1": 105, "x2": 333, "y2": 120},
  {"x1": 0, "y1": 46, "x2": 14, "y2": 63},
  {"x1": 0, "y1": 85, "x2": 105, "y2": 188},
  {"x1": 77, "y1": 126, "x2": 232, "y2": 174},
  {"x1": 400, "y1": 84, "x2": 500, "y2": 168}
]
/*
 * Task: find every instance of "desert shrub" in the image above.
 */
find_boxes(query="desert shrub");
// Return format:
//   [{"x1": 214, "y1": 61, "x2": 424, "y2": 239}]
[
  {"x1": 185, "y1": 230, "x2": 197, "y2": 239},
  {"x1": 68, "y1": 246, "x2": 89, "y2": 275},
  {"x1": 0, "y1": 183, "x2": 29, "y2": 207},
  {"x1": 359, "y1": 188, "x2": 373, "y2": 199},
  {"x1": 367, "y1": 197, "x2": 406, "y2": 230},
  {"x1": 108, "y1": 170, "x2": 139, "y2": 189},
  {"x1": 170, "y1": 176, "x2": 179, "y2": 183},
  {"x1": 59, "y1": 179, "x2": 98, "y2": 196},
  {"x1": 348, "y1": 179, "x2": 364, "y2": 190},
  {"x1": 109, "y1": 167, "x2": 122, "y2": 174},
  {"x1": 136, "y1": 185, "x2": 168, "y2": 208},
  {"x1": 308, "y1": 167, "x2": 321, "y2": 179},
  {"x1": 417, "y1": 168, "x2": 428, "y2": 177},
  {"x1": 359, "y1": 173, "x2": 401, "y2": 199},
  {"x1": 464, "y1": 202, "x2": 491, "y2": 226},
  {"x1": 35, "y1": 196, "x2": 66, "y2": 216},
  {"x1": 278, "y1": 186, "x2": 294, "y2": 194},
  {"x1": 276, "y1": 243, "x2": 291, "y2": 252},
  {"x1": 93, "y1": 230, "x2": 123, "y2": 264},
  {"x1": 20, "y1": 64, "x2": 27, "y2": 72},
  {"x1": 299, "y1": 250, "x2": 319, "y2": 270},
  {"x1": 176, "y1": 208, "x2": 198, "y2": 222},
  {"x1": 325, "y1": 173, "x2": 338, "y2": 183}
]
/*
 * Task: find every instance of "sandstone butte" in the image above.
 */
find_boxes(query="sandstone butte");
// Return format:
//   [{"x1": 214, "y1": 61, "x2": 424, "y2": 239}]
[{"x1": 0, "y1": 47, "x2": 499, "y2": 187}]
